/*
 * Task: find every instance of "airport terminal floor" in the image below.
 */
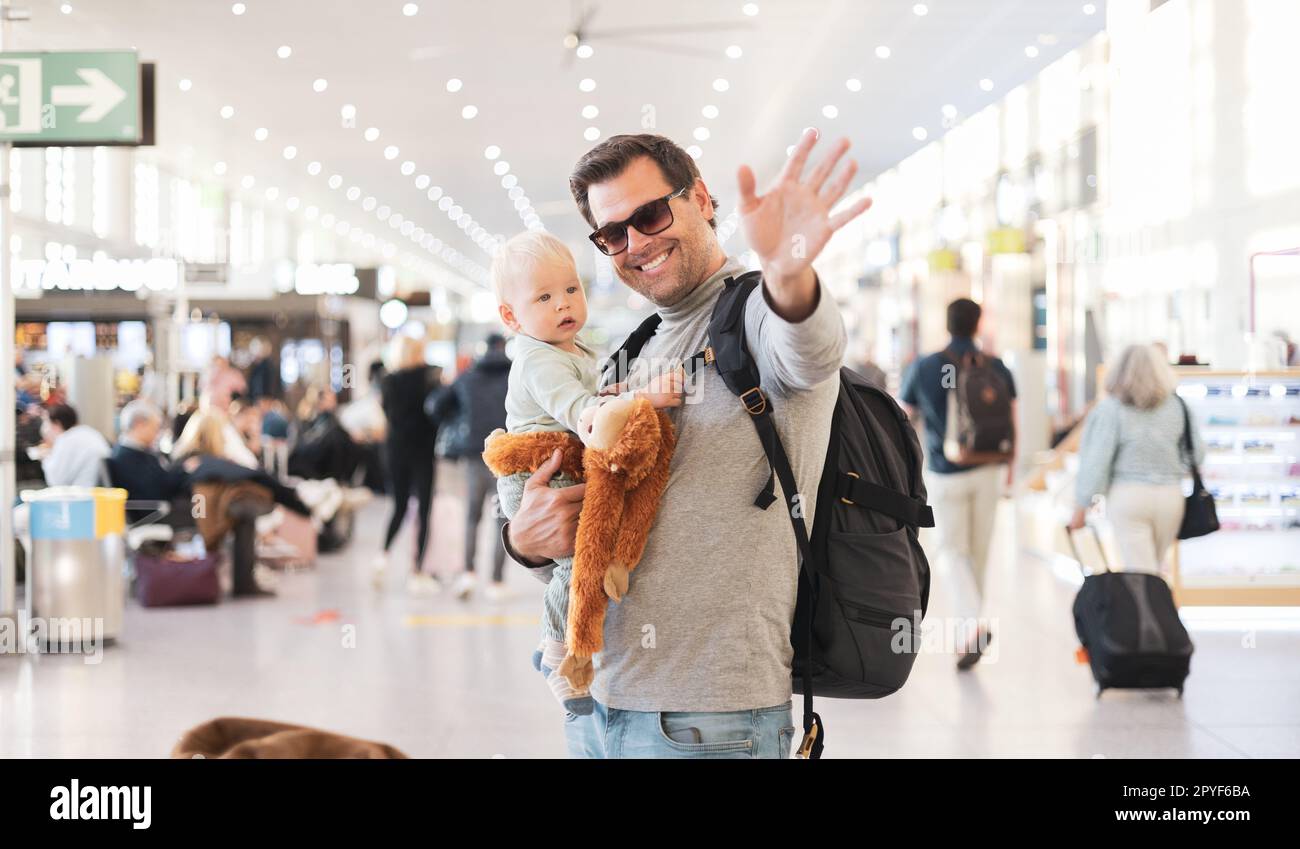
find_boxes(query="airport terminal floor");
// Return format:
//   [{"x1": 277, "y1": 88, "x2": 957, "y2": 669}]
[{"x1": 2, "y1": 460, "x2": 1296, "y2": 759}]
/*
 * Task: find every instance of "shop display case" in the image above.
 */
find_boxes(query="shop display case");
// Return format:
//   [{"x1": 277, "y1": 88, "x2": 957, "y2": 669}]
[{"x1": 1172, "y1": 369, "x2": 1300, "y2": 605}]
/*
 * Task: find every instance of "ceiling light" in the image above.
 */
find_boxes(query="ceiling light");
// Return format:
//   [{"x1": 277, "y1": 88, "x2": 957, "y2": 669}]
[
  {"x1": 584, "y1": 126, "x2": 600, "y2": 141},
  {"x1": 402, "y1": 2, "x2": 419, "y2": 15},
  {"x1": 484, "y1": 145, "x2": 501, "y2": 160},
  {"x1": 576, "y1": 44, "x2": 594, "y2": 59},
  {"x1": 686, "y1": 145, "x2": 703, "y2": 159},
  {"x1": 384, "y1": 145, "x2": 399, "y2": 160},
  {"x1": 725, "y1": 45, "x2": 742, "y2": 59},
  {"x1": 942, "y1": 104, "x2": 957, "y2": 119},
  {"x1": 286, "y1": 197, "x2": 300, "y2": 212},
  {"x1": 493, "y1": 161, "x2": 510, "y2": 176},
  {"x1": 713, "y1": 78, "x2": 730, "y2": 92},
  {"x1": 913, "y1": 3, "x2": 928, "y2": 15},
  {"x1": 742, "y1": 3, "x2": 759, "y2": 15},
  {"x1": 341, "y1": 104, "x2": 356, "y2": 121},
  {"x1": 445, "y1": 78, "x2": 462, "y2": 93},
  {"x1": 241, "y1": 175, "x2": 255, "y2": 189},
  {"x1": 579, "y1": 78, "x2": 596, "y2": 92},
  {"x1": 582, "y1": 105, "x2": 599, "y2": 119},
  {"x1": 437, "y1": 197, "x2": 453, "y2": 211},
  {"x1": 501, "y1": 175, "x2": 517, "y2": 189},
  {"x1": 461, "y1": 105, "x2": 478, "y2": 119},
  {"x1": 400, "y1": 161, "x2": 416, "y2": 176},
  {"x1": 363, "y1": 127, "x2": 379, "y2": 142},
  {"x1": 277, "y1": 45, "x2": 292, "y2": 59},
  {"x1": 702, "y1": 104, "x2": 719, "y2": 119},
  {"x1": 415, "y1": 174, "x2": 430, "y2": 189},
  {"x1": 508, "y1": 186, "x2": 524, "y2": 200},
  {"x1": 178, "y1": 78, "x2": 192, "y2": 92},
  {"x1": 282, "y1": 145, "x2": 297, "y2": 160},
  {"x1": 1025, "y1": 45, "x2": 1039, "y2": 58},
  {"x1": 220, "y1": 105, "x2": 234, "y2": 119},
  {"x1": 822, "y1": 105, "x2": 838, "y2": 119},
  {"x1": 363, "y1": 197, "x2": 377, "y2": 211},
  {"x1": 693, "y1": 126, "x2": 710, "y2": 141},
  {"x1": 912, "y1": 126, "x2": 928, "y2": 140},
  {"x1": 231, "y1": 3, "x2": 245, "y2": 14},
  {"x1": 213, "y1": 161, "x2": 227, "y2": 176},
  {"x1": 265, "y1": 187, "x2": 279, "y2": 201},
  {"x1": 328, "y1": 174, "x2": 343, "y2": 189},
  {"x1": 1083, "y1": 3, "x2": 1096, "y2": 14},
  {"x1": 979, "y1": 78, "x2": 994, "y2": 91},
  {"x1": 347, "y1": 187, "x2": 361, "y2": 201},
  {"x1": 449, "y1": 205, "x2": 462, "y2": 219},
  {"x1": 253, "y1": 127, "x2": 268, "y2": 141},
  {"x1": 377, "y1": 205, "x2": 391, "y2": 220},
  {"x1": 313, "y1": 78, "x2": 328, "y2": 92},
  {"x1": 875, "y1": 45, "x2": 891, "y2": 59},
  {"x1": 307, "y1": 161, "x2": 322, "y2": 176},
  {"x1": 427, "y1": 186, "x2": 443, "y2": 200},
  {"x1": 845, "y1": 78, "x2": 862, "y2": 92}
]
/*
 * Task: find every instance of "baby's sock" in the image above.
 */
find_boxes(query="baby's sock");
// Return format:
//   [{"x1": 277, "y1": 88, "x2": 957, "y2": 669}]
[{"x1": 540, "y1": 637, "x2": 593, "y2": 716}]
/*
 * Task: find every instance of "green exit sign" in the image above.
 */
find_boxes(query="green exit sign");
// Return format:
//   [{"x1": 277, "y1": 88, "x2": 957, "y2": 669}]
[{"x1": 0, "y1": 50, "x2": 142, "y2": 144}]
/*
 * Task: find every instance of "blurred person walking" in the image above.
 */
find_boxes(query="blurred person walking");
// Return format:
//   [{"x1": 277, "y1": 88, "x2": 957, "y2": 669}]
[
  {"x1": 376, "y1": 336, "x2": 442, "y2": 594},
  {"x1": 900, "y1": 298, "x2": 1017, "y2": 670},
  {"x1": 427, "y1": 334, "x2": 512, "y2": 602},
  {"x1": 1069, "y1": 344, "x2": 1205, "y2": 576}
]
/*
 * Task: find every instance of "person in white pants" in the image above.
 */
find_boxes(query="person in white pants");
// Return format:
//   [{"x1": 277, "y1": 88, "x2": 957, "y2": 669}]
[{"x1": 1069, "y1": 343, "x2": 1206, "y2": 577}]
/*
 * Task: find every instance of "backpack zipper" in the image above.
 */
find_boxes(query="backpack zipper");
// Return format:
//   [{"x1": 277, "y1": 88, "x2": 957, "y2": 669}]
[{"x1": 841, "y1": 601, "x2": 914, "y2": 630}]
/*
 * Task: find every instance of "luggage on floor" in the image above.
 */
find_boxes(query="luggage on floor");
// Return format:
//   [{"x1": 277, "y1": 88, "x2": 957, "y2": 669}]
[
  {"x1": 135, "y1": 539, "x2": 222, "y2": 608},
  {"x1": 1067, "y1": 525, "x2": 1193, "y2": 697}
]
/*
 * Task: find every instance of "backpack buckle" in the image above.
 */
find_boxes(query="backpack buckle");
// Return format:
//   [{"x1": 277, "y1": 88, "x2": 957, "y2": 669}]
[
  {"x1": 840, "y1": 471, "x2": 859, "y2": 505},
  {"x1": 703, "y1": 346, "x2": 715, "y2": 365},
  {"x1": 740, "y1": 387, "x2": 767, "y2": 415},
  {"x1": 794, "y1": 717, "x2": 820, "y2": 759}
]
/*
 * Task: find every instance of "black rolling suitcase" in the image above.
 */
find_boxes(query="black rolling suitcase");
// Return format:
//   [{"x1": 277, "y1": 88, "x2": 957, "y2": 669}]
[{"x1": 1066, "y1": 526, "x2": 1193, "y2": 698}]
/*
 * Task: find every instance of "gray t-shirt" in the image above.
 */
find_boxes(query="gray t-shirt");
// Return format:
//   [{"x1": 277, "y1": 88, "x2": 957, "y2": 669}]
[
  {"x1": 590, "y1": 258, "x2": 844, "y2": 712},
  {"x1": 504, "y1": 334, "x2": 601, "y2": 435}
]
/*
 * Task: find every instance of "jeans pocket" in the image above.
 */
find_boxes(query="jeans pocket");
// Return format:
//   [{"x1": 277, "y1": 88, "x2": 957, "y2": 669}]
[
  {"x1": 779, "y1": 726, "x2": 797, "y2": 759},
  {"x1": 655, "y1": 712, "x2": 755, "y2": 757}
]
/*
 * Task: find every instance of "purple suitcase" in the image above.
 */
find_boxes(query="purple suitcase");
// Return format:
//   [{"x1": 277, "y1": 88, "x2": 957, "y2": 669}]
[{"x1": 135, "y1": 552, "x2": 222, "y2": 607}]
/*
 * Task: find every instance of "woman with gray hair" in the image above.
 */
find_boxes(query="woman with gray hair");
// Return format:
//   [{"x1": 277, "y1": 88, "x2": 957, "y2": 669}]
[{"x1": 1069, "y1": 344, "x2": 1206, "y2": 575}]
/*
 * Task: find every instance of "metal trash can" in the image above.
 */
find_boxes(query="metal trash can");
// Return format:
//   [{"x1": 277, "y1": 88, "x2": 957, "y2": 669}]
[{"x1": 21, "y1": 487, "x2": 128, "y2": 646}]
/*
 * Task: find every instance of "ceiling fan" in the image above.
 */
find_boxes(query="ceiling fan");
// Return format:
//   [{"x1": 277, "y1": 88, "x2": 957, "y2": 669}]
[{"x1": 561, "y1": 0, "x2": 755, "y2": 67}]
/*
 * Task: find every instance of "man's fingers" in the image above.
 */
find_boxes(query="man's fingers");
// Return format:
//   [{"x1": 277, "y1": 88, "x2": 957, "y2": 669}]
[
  {"x1": 805, "y1": 137, "x2": 851, "y2": 194},
  {"x1": 828, "y1": 195, "x2": 874, "y2": 232},
  {"x1": 820, "y1": 158, "x2": 858, "y2": 206},
  {"x1": 557, "y1": 482, "x2": 587, "y2": 502},
  {"x1": 777, "y1": 127, "x2": 819, "y2": 184},
  {"x1": 736, "y1": 165, "x2": 759, "y2": 213},
  {"x1": 525, "y1": 448, "x2": 563, "y2": 488}
]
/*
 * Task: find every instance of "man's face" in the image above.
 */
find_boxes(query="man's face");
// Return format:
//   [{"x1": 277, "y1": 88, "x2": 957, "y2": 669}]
[
  {"x1": 134, "y1": 416, "x2": 161, "y2": 448},
  {"x1": 585, "y1": 156, "x2": 719, "y2": 308}
]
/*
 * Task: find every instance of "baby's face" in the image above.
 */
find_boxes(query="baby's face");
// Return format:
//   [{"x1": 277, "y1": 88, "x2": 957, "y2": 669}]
[{"x1": 499, "y1": 260, "x2": 588, "y2": 346}]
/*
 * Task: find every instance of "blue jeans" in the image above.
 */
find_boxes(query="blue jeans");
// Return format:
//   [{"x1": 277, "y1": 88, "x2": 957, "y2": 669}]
[{"x1": 564, "y1": 698, "x2": 796, "y2": 759}]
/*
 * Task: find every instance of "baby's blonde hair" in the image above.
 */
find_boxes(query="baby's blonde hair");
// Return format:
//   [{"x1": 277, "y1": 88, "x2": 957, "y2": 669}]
[{"x1": 490, "y1": 231, "x2": 578, "y2": 304}]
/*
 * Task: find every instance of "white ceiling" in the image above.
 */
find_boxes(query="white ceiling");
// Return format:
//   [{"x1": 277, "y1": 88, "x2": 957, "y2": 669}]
[{"x1": 19, "y1": 0, "x2": 1104, "y2": 282}]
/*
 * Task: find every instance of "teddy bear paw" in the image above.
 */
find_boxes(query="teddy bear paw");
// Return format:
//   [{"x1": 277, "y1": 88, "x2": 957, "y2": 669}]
[{"x1": 603, "y1": 562, "x2": 630, "y2": 603}]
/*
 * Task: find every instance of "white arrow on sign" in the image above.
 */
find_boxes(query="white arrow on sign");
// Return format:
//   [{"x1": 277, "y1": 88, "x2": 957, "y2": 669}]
[{"x1": 50, "y1": 67, "x2": 127, "y2": 123}]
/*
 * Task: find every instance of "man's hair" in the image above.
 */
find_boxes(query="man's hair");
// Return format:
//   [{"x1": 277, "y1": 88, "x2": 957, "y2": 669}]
[
  {"x1": 570, "y1": 134, "x2": 719, "y2": 231},
  {"x1": 947, "y1": 298, "x2": 982, "y2": 338},
  {"x1": 120, "y1": 399, "x2": 161, "y2": 434},
  {"x1": 490, "y1": 230, "x2": 578, "y2": 303},
  {"x1": 47, "y1": 403, "x2": 78, "y2": 431}
]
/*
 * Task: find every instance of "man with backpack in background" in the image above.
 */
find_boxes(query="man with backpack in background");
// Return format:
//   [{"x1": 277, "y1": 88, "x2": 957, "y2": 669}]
[
  {"x1": 900, "y1": 298, "x2": 1016, "y2": 670},
  {"x1": 502, "y1": 129, "x2": 872, "y2": 758}
]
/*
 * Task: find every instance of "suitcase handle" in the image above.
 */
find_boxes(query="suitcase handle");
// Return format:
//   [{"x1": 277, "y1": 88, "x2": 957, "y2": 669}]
[{"x1": 1065, "y1": 523, "x2": 1112, "y2": 576}]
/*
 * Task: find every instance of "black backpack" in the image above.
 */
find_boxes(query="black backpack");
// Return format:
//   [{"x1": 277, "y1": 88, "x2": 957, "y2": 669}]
[
  {"x1": 608, "y1": 272, "x2": 934, "y2": 759},
  {"x1": 941, "y1": 347, "x2": 1015, "y2": 465}
]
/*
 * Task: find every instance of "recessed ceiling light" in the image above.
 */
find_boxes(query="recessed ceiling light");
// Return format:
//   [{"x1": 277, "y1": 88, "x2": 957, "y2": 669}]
[
  {"x1": 231, "y1": 3, "x2": 245, "y2": 15},
  {"x1": 582, "y1": 105, "x2": 599, "y2": 119},
  {"x1": 220, "y1": 105, "x2": 234, "y2": 119},
  {"x1": 364, "y1": 127, "x2": 379, "y2": 142},
  {"x1": 1083, "y1": 3, "x2": 1096, "y2": 14},
  {"x1": 286, "y1": 197, "x2": 300, "y2": 212},
  {"x1": 845, "y1": 78, "x2": 862, "y2": 92},
  {"x1": 1038, "y1": 33, "x2": 1059, "y2": 45},
  {"x1": 400, "y1": 161, "x2": 416, "y2": 176},
  {"x1": 461, "y1": 105, "x2": 478, "y2": 119},
  {"x1": 402, "y1": 2, "x2": 419, "y2": 15},
  {"x1": 702, "y1": 104, "x2": 719, "y2": 119},
  {"x1": 241, "y1": 175, "x2": 255, "y2": 189},
  {"x1": 484, "y1": 145, "x2": 501, "y2": 160},
  {"x1": 713, "y1": 78, "x2": 730, "y2": 92},
  {"x1": 686, "y1": 145, "x2": 703, "y2": 159},
  {"x1": 253, "y1": 127, "x2": 268, "y2": 141},
  {"x1": 493, "y1": 161, "x2": 510, "y2": 176},
  {"x1": 822, "y1": 104, "x2": 839, "y2": 119},
  {"x1": 584, "y1": 126, "x2": 600, "y2": 141},
  {"x1": 438, "y1": 197, "x2": 453, "y2": 211},
  {"x1": 428, "y1": 186, "x2": 443, "y2": 201},
  {"x1": 415, "y1": 174, "x2": 430, "y2": 189},
  {"x1": 448, "y1": 205, "x2": 462, "y2": 219},
  {"x1": 277, "y1": 45, "x2": 292, "y2": 59},
  {"x1": 501, "y1": 175, "x2": 517, "y2": 189},
  {"x1": 384, "y1": 145, "x2": 399, "y2": 160},
  {"x1": 1025, "y1": 45, "x2": 1040, "y2": 58},
  {"x1": 725, "y1": 45, "x2": 742, "y2": 59},
  {"x1": 213, "y1": 161, "x2": 227, "y2": 176},
  {"x1": 377, "y1": 205, "x2": 391, "y2": 220},
  {"x1": 742, "y1": 3, "x2": 759, "y2": 15},
  {"x1": 875, "y1": 45, "x2": 891, "y2": 59},
  {"x1": 446, "y1": 78, "x2": 462, "y2": 93},
  {"x1": 941, "y1": 104, "x2": 957, "y2": 118},
  {"x1": 282, "y1": 145, "x2": 297, "y2": 160},
  {"x1": 347, "y1": 186, "x2": 361, "y2": 201},
  {"x1": 178, "y1": 78, "x2": 192, "y2": 92},
  {"x1": 328, "y1": 175, "x2": 343, "y2": 189},
  {"x1": 913, "y1": 4, "x2": 928, "y2": 15},
  {"x1": 265, "y1": 187, "x2": 279, "y2": 201},
  {"x1": 307, "y1": 161, "x2": 322, "y2": 175},
  {"x1": 912, "y1": 126, "x2": 928, "y2": 140},
  {"x1": 313, "y1": 78, "x2": 328, "y2": 92},
  {"x1": 340, "y1": 104, "x2": 356, "y2": 121},
  {"x1": 693, "y1": 126, "x2": 710, "y2": 141},
  {"x1": 579, "y1": 78, "x2": 596, "y2": 92},
  {"x1": 508, "y1": 186, "x2": 524, "y2": 200},
  {"x1": 577, "y1": 44, "x2": 594, "y2": 59},
  {"x1": 363, "y1": 197, "x2": 377, "y2": 211},
  {"x1": 979, "y1": 78, "x2": 994, "y2": 91}
]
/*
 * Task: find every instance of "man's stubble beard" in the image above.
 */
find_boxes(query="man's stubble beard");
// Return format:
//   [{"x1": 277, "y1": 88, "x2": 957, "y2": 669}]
[{"x1": 615, "y1": 226, "x2": 719, "y2": 309}]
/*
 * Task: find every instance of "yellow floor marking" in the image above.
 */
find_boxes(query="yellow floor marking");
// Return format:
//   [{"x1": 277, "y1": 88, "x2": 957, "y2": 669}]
[{"x1": 402, "y1": 613, "x2": 541, "y2": 628}]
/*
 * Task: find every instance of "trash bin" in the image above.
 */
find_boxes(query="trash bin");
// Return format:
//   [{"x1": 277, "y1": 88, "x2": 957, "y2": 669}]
[{"x1": 21, "y1": 487, "x2": 128, "y2": 646}]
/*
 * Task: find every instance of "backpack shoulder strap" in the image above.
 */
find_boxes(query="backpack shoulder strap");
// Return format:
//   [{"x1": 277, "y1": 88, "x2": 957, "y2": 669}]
[{"x1": 603, "y1": 311, "x2": 663, "y2": 385}]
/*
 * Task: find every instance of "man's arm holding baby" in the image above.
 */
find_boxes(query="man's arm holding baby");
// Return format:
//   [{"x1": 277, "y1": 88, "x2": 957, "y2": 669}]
[{"x1": 503, "y1": 448, "x2": 586, "y2": 574}]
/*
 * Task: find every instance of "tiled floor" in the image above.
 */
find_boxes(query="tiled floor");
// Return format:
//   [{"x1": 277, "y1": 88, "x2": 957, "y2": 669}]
[{"x1": 2, "y1": 462, "x2": 1297, "y2": 758}]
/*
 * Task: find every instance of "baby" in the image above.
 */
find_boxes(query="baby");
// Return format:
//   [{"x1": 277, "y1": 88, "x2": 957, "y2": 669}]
[{"x1": 486, "y1": 230, "x2": 680, "y2": 716}]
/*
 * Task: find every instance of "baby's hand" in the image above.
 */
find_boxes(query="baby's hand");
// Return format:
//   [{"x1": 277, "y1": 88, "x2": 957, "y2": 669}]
[
  {"x1": 579, "y1": 404, "x2": 598, "y2": 436},
  {"x1": 639, "y1": 367, "x2": 684, "y2": 409}
]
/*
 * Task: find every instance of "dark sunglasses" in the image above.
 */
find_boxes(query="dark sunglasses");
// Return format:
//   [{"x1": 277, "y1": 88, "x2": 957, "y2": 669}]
[{"x1": 588, "y1": 186, "x2": 690, "y2": 256}]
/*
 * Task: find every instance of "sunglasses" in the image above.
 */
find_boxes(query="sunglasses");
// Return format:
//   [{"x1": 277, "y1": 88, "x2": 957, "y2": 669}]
[{"x1": 588, "y1": 185, "x2": 690, "y2": 257}]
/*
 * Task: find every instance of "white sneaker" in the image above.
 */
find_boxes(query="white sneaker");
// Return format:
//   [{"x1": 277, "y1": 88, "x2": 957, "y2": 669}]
[
  {"x1": 484, "y1": 582, "x2": 512, "y2": 603},
  {"x1": 406, "y1": 573, "x2": 442, "y2": 597},
  {"x1": 451, "y1": 571, "x2": 477, "y2": 601},
  {"x1": 370, "y1": 553, "x2": 389, "y2": 590}
]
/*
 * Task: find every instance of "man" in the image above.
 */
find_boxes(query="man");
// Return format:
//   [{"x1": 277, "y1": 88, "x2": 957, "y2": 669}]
[
  {"x1": 39, "y1": 403, "x2": 111, "y2": 488},
  {"x1": 503, "y1": 130, "x2": 870, "y2": 758},
  {"x1": 428, "y1": 334, "x2": 512, "y2": 602},
  {"x1": 107, "y1": 400, "x2": 188, "y2": 511},
  {"x1": 899, "y1": 298, "x2": 1016, "y2": 670}
]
